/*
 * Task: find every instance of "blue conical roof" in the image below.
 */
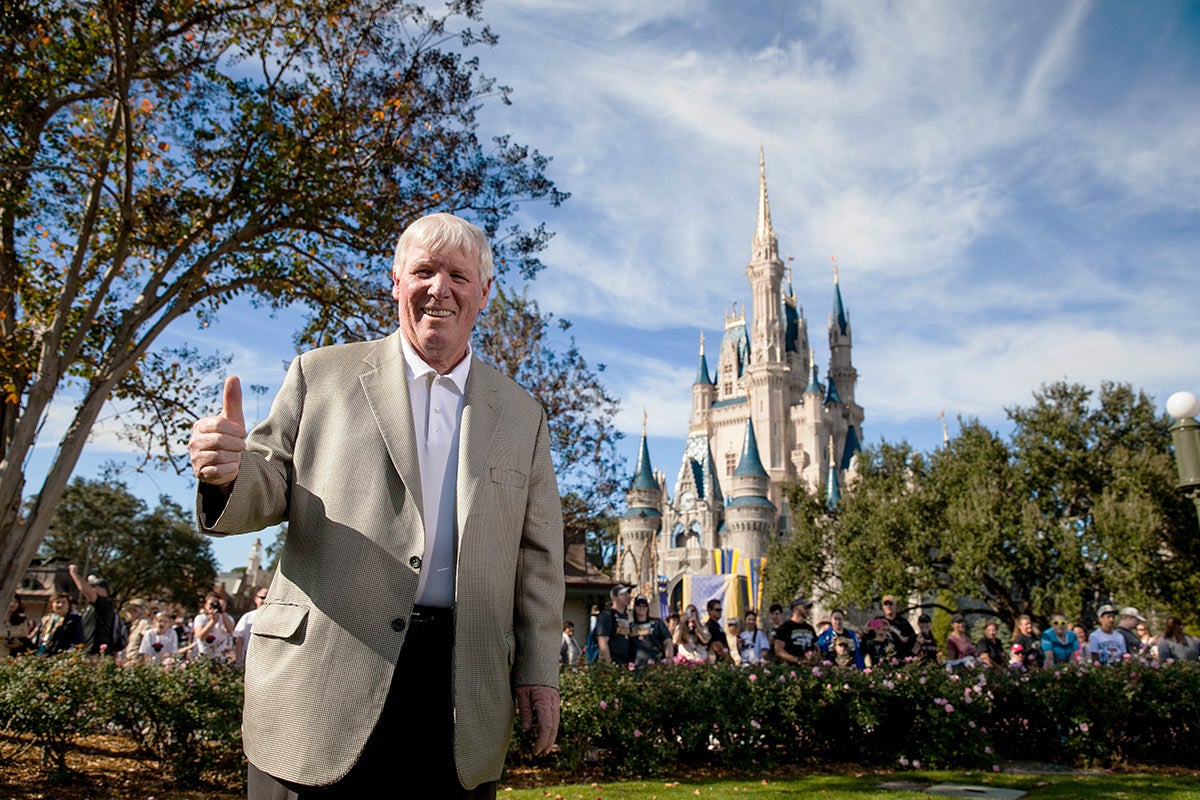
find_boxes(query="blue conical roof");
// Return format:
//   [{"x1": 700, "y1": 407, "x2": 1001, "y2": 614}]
[
  {"x1": 833, "y1": 280, "x2": 849, "y2": 335},
  {"x1": 824, "y1": 376, "x2": 842, "y2": 405},
  {"x1": 805, "y1": 359, "x2": 822, "y2": 395},
  {"x1": 694, "y1": 351, "x2": 713, "y2": 386},
  {"x1": 840, "y1": 426, "x2": 862, "y2": 470},
  {"x1": 734, "y1": 418, "x2": 768, "y2": 478},
  {"x1": 784, "y1": 298, "x2": 800, "y2": 354},
  {"x1": 630, "y1": 433, "x2": 657, "y2": 491},
  {"x1": 825, "y1": 456, "x2": 841, "y2": 512}
]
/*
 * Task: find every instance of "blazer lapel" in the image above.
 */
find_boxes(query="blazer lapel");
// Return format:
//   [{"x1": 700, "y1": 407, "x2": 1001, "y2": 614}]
[
  {"x1": 360, "y1": 331, "x2": 425, "y2": 521},
  {"x1": 456, "y1": 357, "x2": 501, "y2": 542}
]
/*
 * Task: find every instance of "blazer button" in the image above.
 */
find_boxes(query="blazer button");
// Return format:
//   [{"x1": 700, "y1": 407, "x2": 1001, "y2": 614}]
[
  {"x1": 409, "y1": 555, "x2": 422, "y2": 570},
  {"x1": 391, "y1": 618, "x2": 406, "y2": 633}
]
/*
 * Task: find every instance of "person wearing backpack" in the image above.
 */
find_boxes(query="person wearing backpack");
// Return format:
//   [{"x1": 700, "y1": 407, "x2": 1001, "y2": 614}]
[
  {"x1": 69, "y1": 564, "x2": 117, "y2": 657},
  {"x1": 595, "y1": 584, "x2": 633, "y2": 665}
]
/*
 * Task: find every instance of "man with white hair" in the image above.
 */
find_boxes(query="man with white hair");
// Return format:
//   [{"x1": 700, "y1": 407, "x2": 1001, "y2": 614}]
[{"x1": 189, "y1": 213, "x2": 564, "y2": 799}]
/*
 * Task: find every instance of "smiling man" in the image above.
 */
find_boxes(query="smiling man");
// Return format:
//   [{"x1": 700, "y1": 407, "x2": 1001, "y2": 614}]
[{"x1": 189, "y1": 213, "x2": 564, "y2": 800}]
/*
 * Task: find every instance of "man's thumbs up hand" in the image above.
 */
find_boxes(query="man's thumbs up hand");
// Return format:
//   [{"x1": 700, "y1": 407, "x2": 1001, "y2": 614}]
[
  {"x1": 222, "y1": 375, "x2": 245, "y2": 430},
  {"x1": 188, "y1": 376, "x2": 248, "y2": 488}
]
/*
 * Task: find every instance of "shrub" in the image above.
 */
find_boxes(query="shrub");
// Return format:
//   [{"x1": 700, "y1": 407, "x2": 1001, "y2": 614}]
[
  {"x1": 0, "y1": 652, "x2": 243, "y2": 789},
  {"x1": 4, "y1": 651, "x2": 1197, "y2": 786},
  {"x1": 531, "y1": 656, "x2": 1200, "y2": 778}
]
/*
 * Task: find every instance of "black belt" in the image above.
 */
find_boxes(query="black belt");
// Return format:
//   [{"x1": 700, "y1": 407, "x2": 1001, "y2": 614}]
[{"x1": 410, "y1": 605, "x2": 453, "y2": 625}]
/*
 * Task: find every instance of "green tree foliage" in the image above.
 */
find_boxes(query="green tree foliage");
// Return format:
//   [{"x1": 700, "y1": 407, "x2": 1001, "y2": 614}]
[
  {"x1": 0, "y1": 0, "x2": 567, "y2": 611},
  {"x1": 40, "y1": 477, "x2": 218, "y2": 609},
  {"x1": 766, "y1": 381, "x2": 1199, "y2": 627}
]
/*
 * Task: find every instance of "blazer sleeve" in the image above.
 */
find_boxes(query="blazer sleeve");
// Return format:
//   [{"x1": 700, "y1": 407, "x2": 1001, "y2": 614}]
[{"x1": 511, "y1": 408, "x2": 565, "y2": 689}]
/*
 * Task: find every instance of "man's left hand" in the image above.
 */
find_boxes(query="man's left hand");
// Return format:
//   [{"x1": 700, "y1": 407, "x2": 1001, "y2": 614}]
[{"x1": 515, "y1": 684, "x2": 560, "y2": 756}]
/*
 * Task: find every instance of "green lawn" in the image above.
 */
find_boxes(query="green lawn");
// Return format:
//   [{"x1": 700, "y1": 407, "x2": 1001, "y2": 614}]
[{"x1": 499, "y1": 771, "x2": 1200, "y2": 799}]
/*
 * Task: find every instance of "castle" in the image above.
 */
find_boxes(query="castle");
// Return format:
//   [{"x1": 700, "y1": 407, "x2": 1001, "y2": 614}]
[{"x1": 617, "y1": 151, "x2": 864, "y2": 608}]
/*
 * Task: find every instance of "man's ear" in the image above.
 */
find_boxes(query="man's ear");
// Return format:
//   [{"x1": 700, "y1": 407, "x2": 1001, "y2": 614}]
[{"x1": 479, "y1": 277, "x2": 493, "y2": 311}]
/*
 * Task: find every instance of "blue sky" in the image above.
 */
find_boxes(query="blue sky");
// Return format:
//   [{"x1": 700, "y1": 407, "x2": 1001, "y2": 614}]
[{"x1": 32, "y1": 1, "x2": 1200, "y2": 572}]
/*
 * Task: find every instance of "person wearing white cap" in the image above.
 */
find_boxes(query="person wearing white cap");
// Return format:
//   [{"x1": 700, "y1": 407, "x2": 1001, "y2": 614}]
[
  {"x1": 1089, "y1": 604, "x2": 1129, "y2": 664},
  {"x1": 1117, "y1": 607, "x2": 1148, "y2": 656}
]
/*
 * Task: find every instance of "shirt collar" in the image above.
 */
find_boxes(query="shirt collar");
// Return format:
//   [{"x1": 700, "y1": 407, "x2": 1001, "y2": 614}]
[{"x1": 399, "y1": 333, "x2": 472, "y2": 394}]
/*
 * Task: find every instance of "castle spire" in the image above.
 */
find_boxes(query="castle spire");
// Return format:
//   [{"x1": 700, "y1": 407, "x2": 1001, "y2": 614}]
[
  {"x1": 751, "y1": 147, "x2": 778, "y2": 262},
  {"x1": 825, "y1": 437, "x2": 841, "y2": 511},
  {"x1": 694, "y1": 331, "x2": 713, "y2": 385},
  {"x1": 805, "y1": 348, "x2": 822, "y2": 394},
  {"x1": 631, "y1": 413, "x2": 657, "y2": 490},
  {"x1": 734, "y1": 418, "x2": 768, "y2": 478},
  {"x1": 831, "y1": 256, "x2": 849, "y2": 335}
]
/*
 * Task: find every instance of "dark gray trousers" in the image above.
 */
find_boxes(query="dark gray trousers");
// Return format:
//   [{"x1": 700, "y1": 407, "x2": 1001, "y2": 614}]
[{"x1": 247, "y1": 609, "x2": 497, "y2": 800}]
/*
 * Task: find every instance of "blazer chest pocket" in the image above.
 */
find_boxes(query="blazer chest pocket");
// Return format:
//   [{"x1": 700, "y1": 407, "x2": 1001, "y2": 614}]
[
  {"x1": 250, "y1": 603, "x2": 310, "y2": 643},
  {"x1": 489, "y1": 467, "x2": 527, "y2": 488}
]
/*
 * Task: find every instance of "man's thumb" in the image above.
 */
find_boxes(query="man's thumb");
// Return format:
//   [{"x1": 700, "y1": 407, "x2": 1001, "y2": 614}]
[{"x1": 222, "y1": 376, "x2": 245, "y2": 429}]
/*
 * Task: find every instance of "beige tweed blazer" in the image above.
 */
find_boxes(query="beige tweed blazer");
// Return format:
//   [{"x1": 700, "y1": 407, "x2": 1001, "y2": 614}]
[{"x1": 198, "y1": 330, "x2": 564, "y2": 789}]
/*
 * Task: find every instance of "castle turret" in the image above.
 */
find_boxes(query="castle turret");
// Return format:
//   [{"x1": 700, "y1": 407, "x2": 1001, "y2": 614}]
[
  {"x1": 692, "y1": 332, "x2": 715, "y2": 428},
  {"x1": 723, "y1": 418, "x2": 776, "y2": 560},
  {"x1": 619, "y1": 415, "x2": 662, "y2": 590},
  {"x1": 828, "y1": 258, "x2": 859, "y2": 412}
]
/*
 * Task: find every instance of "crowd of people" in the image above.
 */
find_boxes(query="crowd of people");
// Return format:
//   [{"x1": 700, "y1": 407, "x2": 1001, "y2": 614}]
[
  {"x1": 562, "y1": 585, "x2": 1200, "y2": 671},
  {"x1": 1, "y1": 565, "x2": 271, "y2": 669}
]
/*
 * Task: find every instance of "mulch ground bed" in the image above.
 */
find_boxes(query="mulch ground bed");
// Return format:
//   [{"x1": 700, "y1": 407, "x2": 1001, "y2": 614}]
[{"x1": 3, "y1": 734, "x2": 1196, "y2": 799}]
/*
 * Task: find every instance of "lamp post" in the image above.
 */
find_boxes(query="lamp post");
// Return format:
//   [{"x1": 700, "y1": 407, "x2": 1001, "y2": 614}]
[{"x1": 1166, "y1": 391, "x2": 1200, "y2": 531}]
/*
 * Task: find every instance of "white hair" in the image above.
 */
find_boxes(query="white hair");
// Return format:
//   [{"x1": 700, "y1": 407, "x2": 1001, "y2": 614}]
[{"x1": 392, "y1": 213, "x2": 494, "y2": 283}]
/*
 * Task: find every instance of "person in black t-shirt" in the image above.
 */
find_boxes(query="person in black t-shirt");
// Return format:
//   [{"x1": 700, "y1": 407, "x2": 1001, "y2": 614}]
[
  {"x1": 596, "y1": 584, "x2": 633, "y2": 664},
  {"x1": 70, "y1": 564, "x2": 115, "y2": 656},
  {"x1": 629, "y1": 595, "x2": 674, "y2": 667},
  {"x1": 977, "y1": 620, "x2": 1005, "y2": 667},
  {"x1": 881, "y1": 594, "x2": 916, "y2": 656},
  {"x1": 912, "y1": 613, "x2": 940, "y2": 664},
  {"x1": 704, "y1": 598, "x2": 733, "y2": 663},
  {"x1": 773, "y1": 597, "x2": 817, "y2": 665}
]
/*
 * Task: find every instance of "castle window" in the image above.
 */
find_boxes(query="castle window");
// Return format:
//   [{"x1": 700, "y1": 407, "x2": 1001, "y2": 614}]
[{"x1": 726, "y1": 452, "x2": 736, "y2": 475}]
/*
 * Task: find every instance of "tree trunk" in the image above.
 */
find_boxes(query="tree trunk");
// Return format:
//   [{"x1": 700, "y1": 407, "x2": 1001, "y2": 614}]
[{"x1": 0, "y1": 381, "x2": 117, "y2": 613}]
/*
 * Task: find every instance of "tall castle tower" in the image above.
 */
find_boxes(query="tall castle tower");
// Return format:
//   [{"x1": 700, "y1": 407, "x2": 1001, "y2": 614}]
[{"x1": 617, "y1": 150, "x2": 865, "y2": 601}]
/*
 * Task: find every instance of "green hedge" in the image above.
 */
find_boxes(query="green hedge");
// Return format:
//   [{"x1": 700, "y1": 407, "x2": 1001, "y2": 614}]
[
  {"x1": 3, "y1": 652, "x2": 1197, "y2": 787},
  {"x1": 538, "y1": 657, "x2": 1200, "y2": 776},
  {"x1": 0, "y1": 651, "x2": 243, "y2": 787}
]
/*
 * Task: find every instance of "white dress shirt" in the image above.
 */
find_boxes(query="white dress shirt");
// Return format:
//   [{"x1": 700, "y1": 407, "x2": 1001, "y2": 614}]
[{"x1": 400, "y1": 335, "x2": 470, "y2": 608}]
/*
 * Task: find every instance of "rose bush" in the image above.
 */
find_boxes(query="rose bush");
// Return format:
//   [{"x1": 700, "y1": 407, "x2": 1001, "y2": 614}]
[{"x1": 4, "y1": 651, "x2": 1197, "y2": 785}]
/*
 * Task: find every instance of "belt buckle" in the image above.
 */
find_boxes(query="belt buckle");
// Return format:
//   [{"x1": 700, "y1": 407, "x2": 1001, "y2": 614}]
[{"x1": 411, "y1": 605, "x2": 449, "y2": 624}]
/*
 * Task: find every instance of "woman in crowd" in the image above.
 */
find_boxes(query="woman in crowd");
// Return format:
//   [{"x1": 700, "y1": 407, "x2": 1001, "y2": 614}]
[
  {"x1": 1072, "y1": 623, "x2": 1090, "y2": 662},
  {"x1": 1155, "y1": 616, "x2": 1199, "y2": 662},
  {"x1": 4, "y1": 598, "x2": 36, "y2": 657},
  {"x1": 34, "y1": 593, "x2": 82, "y2": 655},
  {"x1": 737, "y1": 610, "x2": 771, "y2": 665},
  {"x1": 944, "y1": 614, "x2": 977, "y2": 666},
  {"x1": 1011, "y1": 615, "x2": 1044, "y2": 669},
  {"x1": 976, "y1": 620, "x2": 1005, "y2": 667},
  {"x1": 192, "y1": 593, "x2": 236, "y2": 662},
  {"x1": 1040, "y1": 612, "x2": 1079, "y2": 666},
  {"x1": 673, "y1": 604, "x2": 710, "y2": 664}
]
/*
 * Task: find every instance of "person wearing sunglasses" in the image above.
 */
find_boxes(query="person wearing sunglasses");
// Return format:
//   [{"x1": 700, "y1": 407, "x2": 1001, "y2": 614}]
[{"x1": 1040, "y1": 612, "x2": 1080, "y2": 666}]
